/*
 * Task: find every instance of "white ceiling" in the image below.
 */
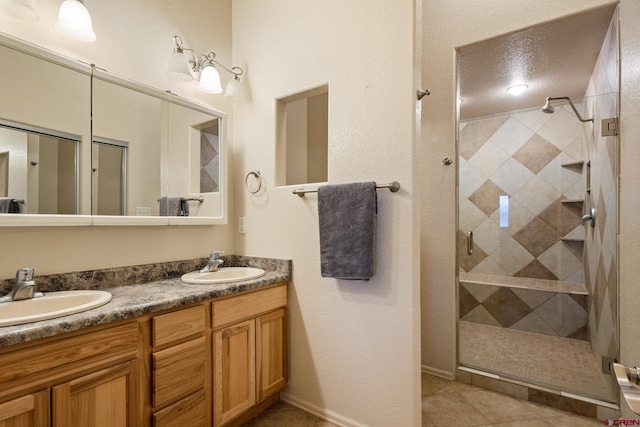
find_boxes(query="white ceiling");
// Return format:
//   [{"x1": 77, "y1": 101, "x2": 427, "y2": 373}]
[{"x1": 458, "y1": 4, "x2": 617, "y2": 120}]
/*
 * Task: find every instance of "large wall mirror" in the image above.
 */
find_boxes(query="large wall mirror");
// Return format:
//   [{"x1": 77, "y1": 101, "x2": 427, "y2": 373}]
[{"x1": 0, "y1": 32, "x2": 227, "y2": 226}]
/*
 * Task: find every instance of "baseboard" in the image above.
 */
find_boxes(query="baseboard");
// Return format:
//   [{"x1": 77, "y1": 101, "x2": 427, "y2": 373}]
[
  {"x1": 279, "y1": 392, "x2": 367, "y2": 427},
  {"x1": 421, "y1": 364, "x2": 455, "y2": 380}
]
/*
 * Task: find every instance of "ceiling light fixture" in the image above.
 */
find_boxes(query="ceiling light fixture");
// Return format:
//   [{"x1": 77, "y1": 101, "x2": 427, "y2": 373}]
[
  {"x1": 55, "y1": 0, "x2": 96, "y2": 42},
  {"x1": 506, "y1": 84, "x2": 528, "y2": 96},
  {"x1": 166, "y1": 35, "x2": 244, "y2": 98}
]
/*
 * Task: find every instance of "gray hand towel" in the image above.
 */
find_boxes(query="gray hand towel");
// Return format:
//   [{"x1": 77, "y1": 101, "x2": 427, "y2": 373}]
[
  {"x1": 318, "y1": 182, "x2": 377, "y2": 280},
  {"x1": 158, "y1": 196, "x2": 184, "y2": 216},
  {"x1": 180, "y1": 198, "x2": 189, "y2": 216},
  {"x1": 0, "y1": 198, "x2": 19, "y2": 214}
]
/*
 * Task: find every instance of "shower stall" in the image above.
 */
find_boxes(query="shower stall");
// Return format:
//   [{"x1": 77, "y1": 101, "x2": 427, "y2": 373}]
[{"x1": 456, "y1": 5, "x2": 619, "y2": 404}]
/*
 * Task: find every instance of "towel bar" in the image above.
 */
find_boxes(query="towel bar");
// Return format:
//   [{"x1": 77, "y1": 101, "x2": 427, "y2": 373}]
[
  {"x1": 157, "y1": 196, "x2": 204, "y2": 203},
  {"x1": 293, "y1": 181, "x2": 400, "y2": 198}
]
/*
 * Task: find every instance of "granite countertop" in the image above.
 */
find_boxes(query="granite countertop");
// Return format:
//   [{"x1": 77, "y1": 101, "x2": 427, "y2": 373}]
[{"x1": 0, "y1": 255, "x2": 291, "y2": 348}]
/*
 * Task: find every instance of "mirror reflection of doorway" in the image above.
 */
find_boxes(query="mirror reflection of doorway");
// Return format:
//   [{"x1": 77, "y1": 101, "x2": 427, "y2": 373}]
[{"x1": 92, "y1": 138, "x2": 128, "y2": 216}]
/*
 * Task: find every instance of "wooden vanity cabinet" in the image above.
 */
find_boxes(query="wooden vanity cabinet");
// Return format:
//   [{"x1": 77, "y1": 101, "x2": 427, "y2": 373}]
[
  {"x1": 150, "y1": 305, "x2": 208, "y2": 427},
  {"x1": 0, "y1": 390, "x2": 49, "y2": 427},
  {"x1": 212, "y1": 284, "x2": 288, "y2": 426},
  {"x1": 0, "y1": 282, "x2": 288, "y2": 427},
  {"x1": 0, "y1": 322, "x2": 141, "y2": 427}
]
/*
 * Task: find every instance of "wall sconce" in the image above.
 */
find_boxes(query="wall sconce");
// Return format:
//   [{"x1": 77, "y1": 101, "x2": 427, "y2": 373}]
[
  {"x1": 2, "y1": 0, "x2": 96, "y2": 42},
  {"x1": 55, "y1": 0, "x2": 96, "y2": 42},
  {"x1": 166, "y1": 35, "x2": 244, "y2": 98}
]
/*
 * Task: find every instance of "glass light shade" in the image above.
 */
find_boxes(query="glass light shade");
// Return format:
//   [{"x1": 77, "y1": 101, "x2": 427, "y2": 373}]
[
  {"x1": 166, "y1": 51, "x2": 193, "y2": 82},
  {"x1": 5, "y1": 0, "x2": 39, "y2": 21},
  {"x1": 55, "y1": 0, "x2": 96, "y2": 42},
  {"x1": 198, "y1": 65, "x2": 223, "y2": 94},
  {"x1": 506, "y1": 84, "x2": 528, "y2": 96},
  {"x1": 224, "y1": 77, "x2": 243, "y2": 98}
]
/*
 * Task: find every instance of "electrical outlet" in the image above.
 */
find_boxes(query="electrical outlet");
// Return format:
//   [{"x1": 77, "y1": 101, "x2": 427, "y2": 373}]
[
  {"x1": 136, "y1": 207, "x2": 151, "y2": 216},
  {"x1": 238, "y1": 217, "x2": 247, "y2": 234}
]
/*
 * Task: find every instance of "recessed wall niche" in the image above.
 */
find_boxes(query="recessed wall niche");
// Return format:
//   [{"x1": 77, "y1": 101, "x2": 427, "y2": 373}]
[{"x1": 276, "y1": 85, "x2": 328, "y2": 186}]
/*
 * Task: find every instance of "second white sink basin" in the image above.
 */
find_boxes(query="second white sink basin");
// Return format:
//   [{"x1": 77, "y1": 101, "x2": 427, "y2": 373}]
[
  {"x1": 0, "y1": 290, "x2": 112, "y2": 328},
  {"x1": 181, "y1": 267, "x2": 266, "y2": 284}
]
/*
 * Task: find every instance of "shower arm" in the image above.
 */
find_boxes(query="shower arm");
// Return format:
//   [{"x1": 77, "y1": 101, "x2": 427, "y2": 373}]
[{"x1": 546, "y1": 97, "x2": 594, "y2": 123}]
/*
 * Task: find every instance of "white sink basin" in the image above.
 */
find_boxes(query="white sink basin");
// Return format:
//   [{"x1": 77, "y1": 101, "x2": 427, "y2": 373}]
[
  {"x1": 181, "y1": 267, "x2": 266, "y2": 284},
  {"x1": 0, "y1": 290, "x2": 112, "y2": 328}
]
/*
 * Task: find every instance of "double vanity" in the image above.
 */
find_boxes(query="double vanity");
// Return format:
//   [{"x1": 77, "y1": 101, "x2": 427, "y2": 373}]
[{"x1": 0, "y1": 256, "x2": 290, "y2": 427}]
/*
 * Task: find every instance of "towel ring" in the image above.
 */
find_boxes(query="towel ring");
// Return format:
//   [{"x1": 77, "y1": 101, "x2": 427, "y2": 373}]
[{"x1": 245, "y1": 170, "x2": 262, "y2": 194}]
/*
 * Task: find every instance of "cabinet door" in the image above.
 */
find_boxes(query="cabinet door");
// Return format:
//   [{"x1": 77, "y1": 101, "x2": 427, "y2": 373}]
[
  {"x1": 52, "y1": 360, "x2": 139, "y2": 427},
  {"x1": 213, "y1": 319, "x2": 255, "y2": 426},
  {"x1": 256, "y1": 309, "x2": 287, "y2": 401},
  {"x1": 0, "y1": 390, "x2": 49, "y2": 427}
]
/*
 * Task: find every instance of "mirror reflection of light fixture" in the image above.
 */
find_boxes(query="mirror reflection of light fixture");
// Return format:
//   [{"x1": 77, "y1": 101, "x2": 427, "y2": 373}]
[
  {"x1": 2, "y1": 0, "x2": 39, "y2": 21},
  {"x1": 166, "y1": 35, "x2": 244, "y2": 97},
  {"x1": 55, "y1": 0, "x2": 96, "y2": 43}
]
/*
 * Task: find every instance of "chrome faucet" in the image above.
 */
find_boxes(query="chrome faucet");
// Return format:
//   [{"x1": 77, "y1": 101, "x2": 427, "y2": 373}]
[
  {"x1": 200, "y1": 251, "x2": 224, "y2": 273},
  {"x1": 0, "y1": 267, "x2": 44, "y2": 303}
]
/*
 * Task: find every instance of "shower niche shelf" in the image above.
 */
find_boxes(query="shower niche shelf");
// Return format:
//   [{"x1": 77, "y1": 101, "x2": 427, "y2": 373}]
[{"x1": 561, "y1": 198, "x2": 584, "y2": 204}]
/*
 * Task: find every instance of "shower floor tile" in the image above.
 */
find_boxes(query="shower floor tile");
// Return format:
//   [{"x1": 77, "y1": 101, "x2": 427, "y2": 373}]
[{"x1": 459, "y1": 321, "x2": 617, "y2": 402}]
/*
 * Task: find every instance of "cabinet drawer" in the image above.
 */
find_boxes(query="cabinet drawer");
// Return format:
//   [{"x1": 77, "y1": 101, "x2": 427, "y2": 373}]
[
  {"x1": 152, "y1": 305, "x2": 206, "y2": 348},
  {"x1": 212, "y1": 285, "x2": 287, "y2": 329},
  {"x1": 0, "y1": 323, "x2": 139, "y2": 388},
  {"x1": 152, "y1": 389, "x2": 206, "y2": 427},
  {"x1": 152, "y1": 337, "x2": 206, "y2": 408}
]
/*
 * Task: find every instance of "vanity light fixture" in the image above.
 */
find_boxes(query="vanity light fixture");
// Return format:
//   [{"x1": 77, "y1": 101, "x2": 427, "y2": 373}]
[
  {"x1": 166, "y1": 35, "x2": 244, "y2": 97},
  {"x1": 2, "y1": 0, "x2": 39, "y2": 21},
  {"x1": 506, "y1": 84, "x2": 528, "y2": 96},
  {"x1": 55, "y1": 0, "x2": 96, "y2": 42}
]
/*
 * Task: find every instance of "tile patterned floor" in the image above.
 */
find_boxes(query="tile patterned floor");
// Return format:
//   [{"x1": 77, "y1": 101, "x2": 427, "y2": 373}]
[
  {"x1": 242, "y1": 373, "x2": 605, "y2": 426},
  {"x1": 240, "y1": 400, "x2": 338, "y2": 426},
  {"x1": 422, "y1": 373, "x2": 604, "y2": 426},
  {"x1": 459, "y1": 321, "x2": 616, "y2": 402}
]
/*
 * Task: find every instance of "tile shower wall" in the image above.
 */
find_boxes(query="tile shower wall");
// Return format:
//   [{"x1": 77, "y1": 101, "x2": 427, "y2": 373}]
[
  {"x1": 459, "y1": 108, "x2": 586, "y2": 282},
  {"x1": 583, "y1": 7, "x2": 619, "y2": 383}
]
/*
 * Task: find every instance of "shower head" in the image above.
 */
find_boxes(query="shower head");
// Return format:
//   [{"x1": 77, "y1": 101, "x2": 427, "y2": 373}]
[
  {"x1": 540, "y1": 96, "x2": 593, "y2": 122},
  {"x1": 541, "y1": 98, "x2": 555, "y2": 114}
]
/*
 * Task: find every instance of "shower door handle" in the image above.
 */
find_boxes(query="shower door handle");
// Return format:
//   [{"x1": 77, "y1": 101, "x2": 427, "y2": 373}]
[{"x1": 467, "y1": 231, "x2": 473, "y2": 255}]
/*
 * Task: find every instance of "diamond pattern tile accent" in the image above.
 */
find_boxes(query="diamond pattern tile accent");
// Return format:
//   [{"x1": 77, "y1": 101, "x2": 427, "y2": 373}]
[
  {"x1": 512, "y1": 135, "x2": 561, "y2": 174},
  {"x1": 458, "y1": 278, "x2": 588, "y2": 340},
  {"x1": 512, "y1": 176, "x2": 561, "y2": 217},
  {"x1": 459, "y1": 284, "x2": 480, "y2": 318},
  {"x1": 536, "y1": 294, "x2": 588, "y2": 337},
  {"x1": 512, "y1": 218, "x2": 560, "y2": 257},
  {"x1": 459, "y1": 115, "x2": 509, "y2": 160},
  {"x1": 511, "y1": 287, "x2": 554, "y2": 310},
  {"x1": 490, "y1": 238, "x2": 534, "y2": 276},
  {"x1": 468, "y1": 180, "x2": 506, "y2": 216},
  {"x1": 514, "y1": 260, "x2": 558, "y2": 281},
  {"x1": 481, "y1": 287, "x2": 532, "y2": 328},
  {"x1": 537, "y1": 200, "x2": 582, "y2": 236},
  {"x1": 510, "y1": 312, "x2": 557, "y2": 336}
]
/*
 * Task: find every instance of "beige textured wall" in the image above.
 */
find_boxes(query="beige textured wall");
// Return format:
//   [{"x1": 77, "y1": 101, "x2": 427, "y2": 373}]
[
  {"x1": 421, "y1": 0, "x2": 620, "y2": 376},
  {"x1": 619, "y1": 0, "x2": 640, "y2": 419},
  {"x1": 232, "y1": 1, "x2": 421, "y2": 425},
  {"x1": 0, "y1": 0, "x2": 236, "y2": 278}
]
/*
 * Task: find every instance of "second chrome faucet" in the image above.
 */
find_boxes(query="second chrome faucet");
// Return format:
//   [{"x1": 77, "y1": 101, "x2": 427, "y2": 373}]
[{"x1": 200, "y1": 251, "x2": 225, "y2": 273}]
